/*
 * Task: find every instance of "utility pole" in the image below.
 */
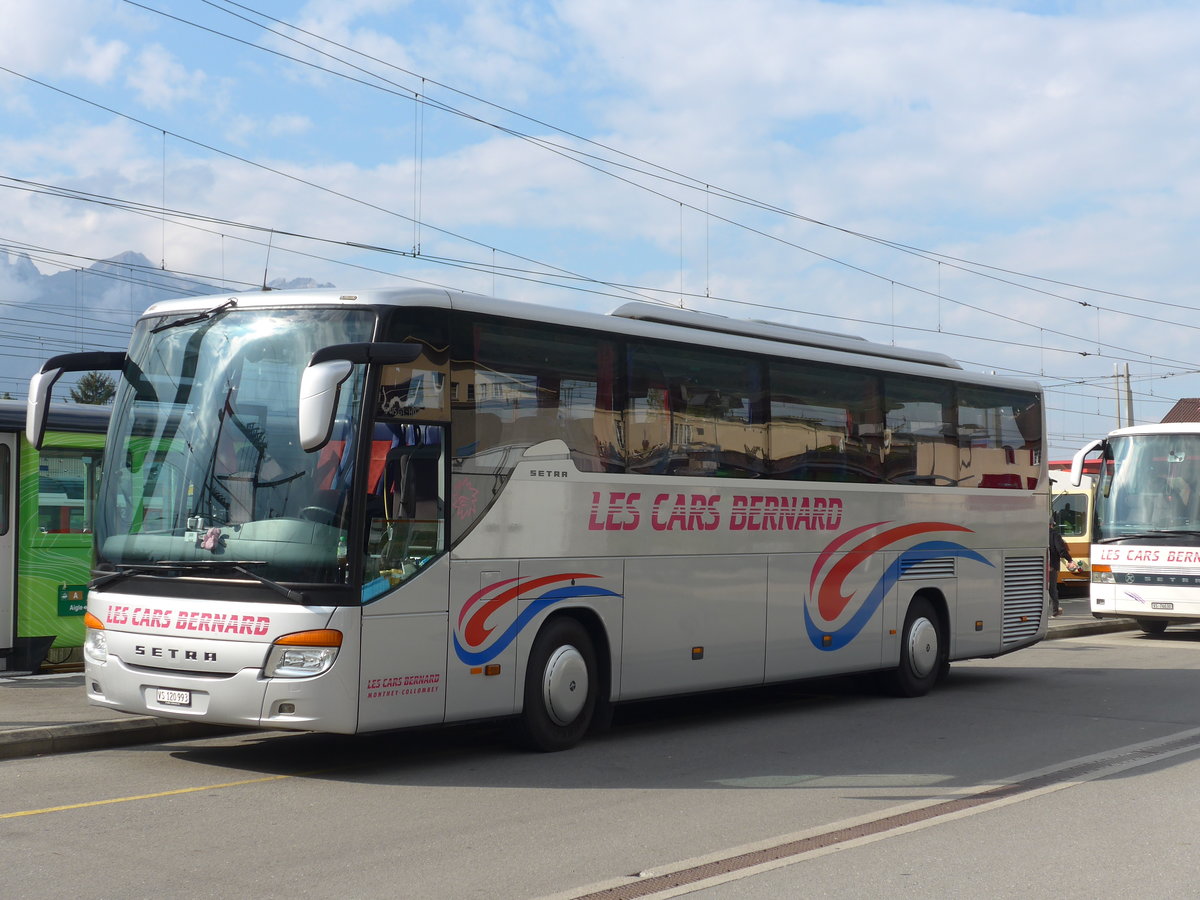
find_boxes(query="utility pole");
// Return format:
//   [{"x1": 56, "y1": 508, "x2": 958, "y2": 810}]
[
  {"x1": 1124, "y1": 363, "x2": 1134, "y2": 427},
  {"x1": 1114, "y1": 364, "x2": 1123, "y2": 428}
]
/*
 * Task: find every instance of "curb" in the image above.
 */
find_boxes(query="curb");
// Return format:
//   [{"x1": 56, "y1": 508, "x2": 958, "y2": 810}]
[
  {"x1": 0, "y1": 717, "x2": 232, "y2": 760},
  {"x1": 1046, "y1": 618, "x2": 1139, "y2": 640}
]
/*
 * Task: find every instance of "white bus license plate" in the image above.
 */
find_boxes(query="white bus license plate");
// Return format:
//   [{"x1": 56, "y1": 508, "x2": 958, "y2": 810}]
[{"x1": 156, "y1": 688, "x2": 191, "y2": 707}]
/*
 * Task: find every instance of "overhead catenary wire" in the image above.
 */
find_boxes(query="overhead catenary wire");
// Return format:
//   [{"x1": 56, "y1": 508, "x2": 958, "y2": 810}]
[
  {"x1": 110, "y1": 2, "x2": 1199, "y2": 338},
  {"x1": 0, "y1": 5, "x2": 1190, "y2": 450},
  {"x1": 6, "y1": 171, "x2": 1198, "y2": 377},
  {"x1": 0, "y1": 52, "x2": 1189, "y2": 375}
]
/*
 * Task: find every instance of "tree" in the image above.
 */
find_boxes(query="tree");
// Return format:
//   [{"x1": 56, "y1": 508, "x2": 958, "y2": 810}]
[{"x1": 70, "y1": 371, "x2": 116, "y2": 405}]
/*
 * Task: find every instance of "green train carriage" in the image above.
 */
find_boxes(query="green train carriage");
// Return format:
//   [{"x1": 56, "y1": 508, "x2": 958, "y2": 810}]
[{"x1": 0, "y1": 399, "x2": 108, "y2": 671}]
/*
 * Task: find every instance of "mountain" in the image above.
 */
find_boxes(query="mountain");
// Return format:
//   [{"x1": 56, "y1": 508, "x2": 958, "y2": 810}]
[
  {"x1": 0, "y1": 250, "x2": 333, "y2": 397},
  {"x1": 268, "y1": 276, "x2": 337, "y2": 290}
]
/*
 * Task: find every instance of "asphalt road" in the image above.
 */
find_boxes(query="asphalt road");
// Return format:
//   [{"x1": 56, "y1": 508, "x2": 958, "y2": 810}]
[{"x1": 4, "y1": 627, "x2": 1200, "y2": 899}]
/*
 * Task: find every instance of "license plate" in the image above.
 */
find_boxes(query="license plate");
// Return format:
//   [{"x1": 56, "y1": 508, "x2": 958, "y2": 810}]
[
  {"x1": 156, "y1": 688, "x2": 192, "y2": 707},
  {"x1": 1151, "y1": 602, "x2": 1175, "y2": 611}
]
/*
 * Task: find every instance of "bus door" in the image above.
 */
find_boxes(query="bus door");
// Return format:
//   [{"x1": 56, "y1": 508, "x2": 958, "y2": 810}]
[
  {"x1": 0, "y1": 432, "x2": 14, "y2": 656},
  {"x1": 357, "y1": 420, "x2": 451, "y2": 731}
]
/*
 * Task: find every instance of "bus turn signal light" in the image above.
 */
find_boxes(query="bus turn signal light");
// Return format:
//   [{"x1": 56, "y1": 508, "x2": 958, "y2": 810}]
[
  {"x1": 84, "y1": 611, "x2": 105, "y2": 630},
  {"x1": 274, "y1": 629, "x2": 343, "y2": 647}
]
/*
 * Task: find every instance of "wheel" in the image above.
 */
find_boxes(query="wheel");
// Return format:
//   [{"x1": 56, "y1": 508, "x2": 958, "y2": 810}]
[
  {"x1": 880, "y1": 597, "x2": 944, "y2": 698},
  {"x1": 1136, "y1": 618, "x2": 1169, "y2": 635},
  {"x1": 517, "y1": 617, "x2": 597, "y2": 752}
]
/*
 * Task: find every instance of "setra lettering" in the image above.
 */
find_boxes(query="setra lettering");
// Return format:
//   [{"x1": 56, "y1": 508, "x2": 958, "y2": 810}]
[{"x1": 135, "y1": 645, "x2": 217, "y2": 661}]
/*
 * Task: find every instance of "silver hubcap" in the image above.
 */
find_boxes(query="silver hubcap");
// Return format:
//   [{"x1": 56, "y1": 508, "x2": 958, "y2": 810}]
[
  {"x1": 906, "y1": 616, "x2": 939, "y2": 678},
  {"x1": 542, "y1": 644, "x2": 589, "y2": 726}
]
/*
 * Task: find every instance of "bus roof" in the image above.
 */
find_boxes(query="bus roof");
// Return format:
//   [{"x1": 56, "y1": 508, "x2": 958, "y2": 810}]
[
  {"x1": 608, "y1": 301, "x2": 961, "y2": 370},
  {"x1": 139, "y1": 287, "x2": 1039, "y2": 394},
  {"x1": 1104, "y1": 423, "x2": 1200, "y2": 438}
]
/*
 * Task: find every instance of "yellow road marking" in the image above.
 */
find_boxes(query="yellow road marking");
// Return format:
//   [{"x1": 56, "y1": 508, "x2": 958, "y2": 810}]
[{"x1": 1, "y1": 772, "x2": 299, "y2": 819}]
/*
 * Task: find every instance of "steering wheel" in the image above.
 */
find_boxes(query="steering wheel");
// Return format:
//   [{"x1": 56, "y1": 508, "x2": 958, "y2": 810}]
[{"x1": 299, "y1": 505, "x2": 338, "y2": 525}]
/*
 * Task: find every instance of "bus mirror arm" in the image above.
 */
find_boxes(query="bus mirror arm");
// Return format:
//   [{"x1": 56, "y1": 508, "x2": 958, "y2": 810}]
[
  {"x1": 298, "y1": 342, "x2": 423, "y2": 452},
  {"x1": 27, "y1": 350, "x2": 126, "y2": 449},
  {"x1": 1070, "y1": 439, "x2": 1104, "y2": 487}
]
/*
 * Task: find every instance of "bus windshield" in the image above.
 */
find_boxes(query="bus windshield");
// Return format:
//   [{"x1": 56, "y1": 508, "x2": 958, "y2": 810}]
[
  {"x1": 1095, "y1": 433, "x2": 1200, "y2": 541},
  {"x1": 95, "y1": 305, "x2": 376, "y2": 586}
]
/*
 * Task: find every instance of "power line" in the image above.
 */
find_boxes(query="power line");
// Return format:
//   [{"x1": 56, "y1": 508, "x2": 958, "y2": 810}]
[
  {"x1": 3, "y1": 9, "x2": 1197, "y2": 429},
  {"x1": 108, "y1": 3, "x2": 1200, "y2": 351}
]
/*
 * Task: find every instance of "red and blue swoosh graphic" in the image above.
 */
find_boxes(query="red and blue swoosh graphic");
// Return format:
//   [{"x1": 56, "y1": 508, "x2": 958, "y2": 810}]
[
  {"x1": 805, "y1": 521, "x2": 992, "y2": 651},
  {"x1": 453, "y1": 573, "x2": 621, "y2": 665}
]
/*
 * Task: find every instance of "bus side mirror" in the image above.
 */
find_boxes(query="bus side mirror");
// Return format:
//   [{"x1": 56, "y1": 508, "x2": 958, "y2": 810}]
[
  {"x1": 1070, "y1": 439, "x2": 1103, "y2": 487},
  {"x1": 299, "y1": 359, "x2": 354, "y2": 452},
  {"x1": 298, "y1": 342, "x2": 423, "y2": 452},
  {"x1": 27, "y1": 351, "x2": 126, "y2": 449}
]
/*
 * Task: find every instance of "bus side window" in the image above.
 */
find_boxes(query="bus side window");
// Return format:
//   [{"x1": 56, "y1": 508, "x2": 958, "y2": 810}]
[
  {"x1": 882, "y1": 376, "x2": 956, "y2": 486},
  {"x1": 768, "y1": 362, "x2": 882, "y2": 483},
  {"x1": 958, "y1": 387, "x2": 1042, "y2": 490},
  {"x1": 629, "y1": 343, "x2": 765, "y2": 478}
]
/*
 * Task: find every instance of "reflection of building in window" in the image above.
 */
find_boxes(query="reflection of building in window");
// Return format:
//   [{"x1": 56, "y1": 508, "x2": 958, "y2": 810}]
[{"x1": 444, "y1": 314, "x2": 1043, "y2": 490}]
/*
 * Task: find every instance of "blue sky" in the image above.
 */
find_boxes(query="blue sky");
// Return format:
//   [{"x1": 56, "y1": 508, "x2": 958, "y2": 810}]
[{"x1": 3, "y1": 0, "x2": 1200, "y2": 457}]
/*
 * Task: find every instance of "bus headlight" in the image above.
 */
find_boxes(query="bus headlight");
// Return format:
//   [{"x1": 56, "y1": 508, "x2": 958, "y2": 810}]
[
  {"x1": 263, "y1": 629, "x2": 342, "y2": 678},
  {"x1": 1091, "y1": 569, "x2": 1115, "y2": 584},
  {"x1": 83, "y1": 611, "x2": 107, "y2": 664}
]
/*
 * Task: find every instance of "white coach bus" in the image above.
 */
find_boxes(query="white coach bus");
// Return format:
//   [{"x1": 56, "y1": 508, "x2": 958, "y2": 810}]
[
  {"x1": 1071, "y1": 424, "x2": 1200, "y2": 634},
  {"x1": 28, "y1": 288, "x2": 1048, "y2": 750}
]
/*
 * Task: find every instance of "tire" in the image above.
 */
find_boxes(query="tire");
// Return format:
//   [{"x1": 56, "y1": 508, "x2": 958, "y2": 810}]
[
  {"x1": 1136, "y1": 618, "x2": 1169, "y2": 635},
  {"x1": 517, "y1": 617, "x2": 597, "y2": 752},
  {"x1": 880, "y1": 597, "x2": 944, "y2": 698}
]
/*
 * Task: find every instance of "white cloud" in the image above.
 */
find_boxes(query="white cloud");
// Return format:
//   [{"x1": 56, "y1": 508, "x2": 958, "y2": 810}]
[
  {"x1": 61, "y1": 35, "x2": 128, "y2": 84},
  {"x1": 224, "y1": 114, "x2": 313, "y2": 147},
  {"x1": 125, "y1": 44, "x2": 215, "y2": 111},
  {"x1": 4, "y1": 1, "x2": 1200, "y2": 450},
  {"x1": 0, "y1": 0, "x2": 128, "y2": 83},
  {"x1": 267, "y1": 114, "x2": 314, "y2": 137}
]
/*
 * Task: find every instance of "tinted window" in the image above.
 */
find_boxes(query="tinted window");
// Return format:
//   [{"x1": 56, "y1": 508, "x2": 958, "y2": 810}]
[
  {"x1": 627, "y1": 343, "x2": 765, "y2": 477},
  {"x1": 958, "y1": 386, "x2": 1042, "y2": 489},
  {"x1": 883, "y1": 377, "x2": 957, "y2": 486},
  {"x1": 769, "y1": 362, "x2": 883, "y2": 482}
]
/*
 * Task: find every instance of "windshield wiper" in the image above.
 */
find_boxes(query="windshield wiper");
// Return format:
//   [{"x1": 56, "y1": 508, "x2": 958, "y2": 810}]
[
  {"x1": 150, "y1": 298, "x2": 237, "y2": 333},
  {"x1": 156, "y1": 560, "x2": 307, "y2": 603},
  {"x1": 92, "y1": 560, "x2": 306, "y2": 603},
  {"x1": 91, "y1": 565, "x2": 180, "y2": 590}
]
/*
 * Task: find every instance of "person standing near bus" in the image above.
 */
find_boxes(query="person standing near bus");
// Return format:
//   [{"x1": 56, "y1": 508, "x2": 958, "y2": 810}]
[{"x1": 1049, "y1": 519, "x2": 1080, "y2": 616}]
